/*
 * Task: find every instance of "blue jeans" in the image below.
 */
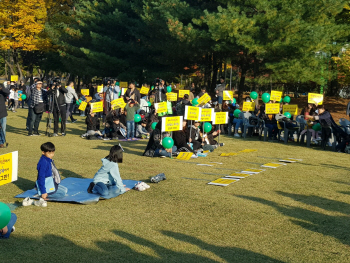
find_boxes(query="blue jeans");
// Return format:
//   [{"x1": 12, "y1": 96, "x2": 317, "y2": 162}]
[
  {"x1": 66, "y1": 103, "x2": 75, "y2": 122},
  {"x1": 154, "y1": 146, "x2": 177, "y2": 158},
  {"x1": 265, "y1": 123, "x2": 278, "y2": 138},
  {"x1": 0, "y1": 213, "x2": 17, "y2": 239},
  {"x1": 49, "y1": 185, "x2": 68, "y2": 199},
  {"x1": 232, "y1": 119, "x2": 243, "y2": 132},
  {"x1": 218, "y1": 96, "x2": 223, "y2": 104},
  {"x1": 0, "y1": 117, "x2": 6, "y2": 144},
  {"x1": 26, "y1": 106, "x2": 33, "y2": 129},
  {"x1": 126, "y1": 121, "x2": 135, "y2": 139},
  {"x1": 92, "y1": 182, "x2": 123, "y2": 199}
]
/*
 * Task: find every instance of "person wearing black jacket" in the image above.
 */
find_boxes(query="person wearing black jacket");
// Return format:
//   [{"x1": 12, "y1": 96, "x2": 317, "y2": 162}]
[
  {"x1": 124, "y1": 83, "x2": 141, "y2": 104},
  {"x1": 173, "y1": 120, "x2": 193, "y2": 152},
  {"x1": 48, "y1": 83, "x2": 68, "y2": 136},
  {"x1": 0, "y1": 85, "x2": 10, "y2": 148},
  {"x1": 81, "y1": 111, "x2": 102, "y2": 138},
  {"x1": 189, "y1": 121, "x2": 203, "y2": 151}
]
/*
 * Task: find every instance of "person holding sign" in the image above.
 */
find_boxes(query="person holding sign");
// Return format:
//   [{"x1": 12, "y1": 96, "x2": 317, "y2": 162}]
[
  {"x1": 124, "y1": 82, "x2": 141, "y2": 104},
  {"x1": 125, "y1": 99, "x2": 140, "y2": 140},
  {"x1": 65, "y1": 81, "x2": 79, "y2": 124},
  {"x1": 259, "y1": 105, "x2": 278, "y2": 140},
  {"x1": 173, "y1": 119, "x2": 193, "y2": 152},
  {"x1": 215, "y1": 77, "x2": 226, "y2": 109}
]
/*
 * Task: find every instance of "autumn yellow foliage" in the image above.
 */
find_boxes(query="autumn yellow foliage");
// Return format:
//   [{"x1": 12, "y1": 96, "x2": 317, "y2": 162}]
[{"x1": 0, "y1": 0, "x2": 48, "y2": 51}]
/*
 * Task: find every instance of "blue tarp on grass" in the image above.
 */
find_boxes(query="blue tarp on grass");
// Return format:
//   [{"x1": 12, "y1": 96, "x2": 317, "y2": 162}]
[{"x1": 15, "y1": 177, "x2": 139, "y2": 205}]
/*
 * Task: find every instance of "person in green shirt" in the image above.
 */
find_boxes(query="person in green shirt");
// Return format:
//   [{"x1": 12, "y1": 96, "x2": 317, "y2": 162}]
[{"x1": 125, "y1": 99, "x2": 140, "y2": 140}]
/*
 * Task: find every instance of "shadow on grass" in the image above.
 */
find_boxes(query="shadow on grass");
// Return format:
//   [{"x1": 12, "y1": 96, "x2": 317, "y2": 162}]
[
  {"x1": 111, "y1": 230, "x2": 284, "y2": 263},
  {"x1": 59, "y1": 169, "x2": 85, "y2": 179},
  {"x1": 1, "y1": 231, "x2": 284, "y2": 263},
  {"x1": 236, "y1": 195, "x2": 350, "y2": 246},
  {"x1": 12, "y1": 176, "x2": 35, "y2": 192}
]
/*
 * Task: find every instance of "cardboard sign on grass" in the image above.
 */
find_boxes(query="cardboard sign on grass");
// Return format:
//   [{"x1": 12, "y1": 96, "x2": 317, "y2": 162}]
[
  {"x1": 270, "y1": 90, "x2": 282, "y2": 101},
  {"x1": 197, "y1": 93, "x2": 211, "y2": 105},
  {"x1": 283, "y1": 105, "x2": 298, "y2": 115},
  {"x1": 176, "y1": 152, "x2": 193, "y2": 160},
  {"x1": 241, "y1": 168, "x2": 265, "y2": 174},
  {"x1": 162, "y1": 116, "x2": 183, "y2": 132},
  {"x1": 265, "y1": 103, "x2": 280, "y2": 114},
  {"x1": 223, "y1": 91, "x2": 233, "y2": 101},
  {"x1": 308, "y1": 93, "x2": 323, "y2": 105},
  {"x1": 178, "y1": 90, "x2": 190, "y2": 98},
  {"x1": 220, "y1": 153, "x2": 239, "y2": 157},
  {"x1": 239, "y1": 149, "x2": 258, "y2": 153},
  {"x1": 226, "y1": 173, "x2": 251, "y2": 179},
  {"x1": 81, "y1": 89, "x2": 89, "y2": 96},
  {"x1": 140, "y1": 86, "x2": 150, "y2": 95},
  {"x1": 208, "y1": 178, "x2": 239, "y2": 186},
  {"x1": 213, "y1": 112, "x2": 228, "y2": 124},
  {"x1": 90, "y1": 101, "x2": 103, "y2": 113},
  {"x1": 0, "y1": 151, "x2": 18, "y2": 186},
  {"x1": 261, "y1": 163, "x2": 287, "y2": 168},
  {"x1": 200, "y1": 108, "x2": 214, "y2": 122},
  {"x1": 184, "y1": 106, "x2": 202, "y2": 121},
  {"x1": 78, "y1": 101, "x2": 87, "y2": 111},
  {"x1": 242, "y1": 102, "x2": 255, "y2": 112}
]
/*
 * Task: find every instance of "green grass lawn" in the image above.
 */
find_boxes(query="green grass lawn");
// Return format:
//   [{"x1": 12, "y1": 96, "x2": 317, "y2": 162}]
[{"x1": 1, "y1": 109, "x2": 350, "y2": 262}]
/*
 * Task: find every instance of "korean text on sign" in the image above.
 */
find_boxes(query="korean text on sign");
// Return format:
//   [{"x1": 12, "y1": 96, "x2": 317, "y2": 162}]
[
  {"x1": 161, "y1": 116, "x2": 183, "y2": 132},
  {"x1": 265, "y1": 103, "x2": 280, "y2": 114}
]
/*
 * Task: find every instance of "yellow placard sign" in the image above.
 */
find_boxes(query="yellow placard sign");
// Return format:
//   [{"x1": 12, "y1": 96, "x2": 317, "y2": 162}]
[
  {"x1": 223, "y1": 91, "x2": 233, "y2": 101},
  {"x1": 178, "y1": 90, "x2": 190, "y2": 98},
  {"x1": 0, "y1": 152, "x2": 13, "y2": 186},
  {"x1": 140, "y1": 86, "x2": 150, "y2": 95},
  {"x1": 86, "y1": 96, "x2": 92, "y2": 103},
  {"x1": 283, "y1": 104, "x2": 298, "y2": 115},
  {"x1": 81, "y1": 89, "x2": 89, "y2": 96},
  {"x1": 242, "y1": 102, "x2": 255, "y2": 112},
  {"x1": 308, "y1": 93, "x2": 324, "y2": 105},
  {"x1": 120, "y1": 82, "x2": 128, "y2": 88},
  {"x1": 166, "y1": 92, "x2": 178, "y2": 102},
  {"x1": 155, "y1": 102, "x2": 167, "y2": 113},
  {"x1": 111, "y1": 98, "x2": 126, "y2": 109},
  {"x1": 78, "y1": 101, "x2": 87, "y2": 111},
  {"x1": 200, "y1": 108, "x2": 214, "y2": 122},
  {"x1": 198, "y1": 93, "x2": 211, "y2": 105},
  {"x1": 263, "y1": 163, "x2": 284, "y2": 167},
  {"x1": 184, "y1": 106, "x2": 201, "y2": 121},
  {"x1": 162, "y1": 116, "x2": 183, "y2": 132},
  {"x1": 97, "y1": 85, "x2": 103, "y2": 93},
  {"x1": 90, "y1": 101, "x2": 103, "y2": 113},
  {"x1": 11, "y1": 75, "x2": 18, "y2": 82},
  {"x1": 265, "y1": 103, "x2": 280, "y2": 114},
  {"x1": 176, "y1": 152, "x2": 193, "y2": 160},
  {"x1": 270, "y1": 90, "x2": 282, "y2": 101},
  {"x1": 213, "y1": 112, "x2": 228, "y2": 124},
  {"x1": 239, "y1": 149, "x2": 257, "y2": 153},
  {"x1": 121, "y1": 88, "x2": 127, "y2": 96},
  {"x1": 208, "y1": 178, "x2": 238, "y2": 186}
]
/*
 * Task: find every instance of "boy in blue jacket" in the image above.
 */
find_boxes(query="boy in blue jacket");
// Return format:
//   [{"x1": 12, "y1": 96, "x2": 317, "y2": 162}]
[{"x1": 35, "y1": 142, "x2": 67, "y2": 206}]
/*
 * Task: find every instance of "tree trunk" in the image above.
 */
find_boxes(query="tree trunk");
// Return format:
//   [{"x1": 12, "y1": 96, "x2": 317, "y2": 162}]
[
  {"x1": 210, "y1": 52, "x2": 219, "y2": 92},
  {"x1": 238, "y1": 61, "x2": 247, "y2": 104}
]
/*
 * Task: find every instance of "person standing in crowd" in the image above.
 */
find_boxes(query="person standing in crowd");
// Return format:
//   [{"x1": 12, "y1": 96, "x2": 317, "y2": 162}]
[
  {"x1": 27, "y1": 81, "x2": 47, "y2": 136},
  {"x1": 103, "y1": 79, "x2": 120, "y2": 112},
  {"x1": 125, "y1": 82, "x2": 141, "y2": 104},
  {"x1": 49, "y1": 82, "x2": 68, "y2": 136},
  {"x1": 215, "y1": 77, "x2": 226, "y2": 110},
  {"x1": 26, "y1": 78, "x2": 40, "y2": 130},
  {"x1": 65, "y1": 81, "x2": 79, "y2": 124},
  {"x1": 19, "y1": 80, "x2": 27, "y2": 108},
  {"x1": 0, "y1": 84, "x2": 10, "y2": 148}
]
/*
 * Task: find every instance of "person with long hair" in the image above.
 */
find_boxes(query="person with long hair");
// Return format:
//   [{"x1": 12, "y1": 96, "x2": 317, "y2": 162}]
[
  {"x1": 173, "y1": 119, "x2": 193, "y2": 152},
  {"x1": 87, "y1": 145, "x2": 130, "y2": 198}
]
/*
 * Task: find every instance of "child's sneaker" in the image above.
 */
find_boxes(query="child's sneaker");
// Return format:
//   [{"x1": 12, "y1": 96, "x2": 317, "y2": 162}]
[
  {"x1": 11, "y1": 226, "x2": 15, "y2": 233},
  {"x1": 22, "y1": 197, "x2": 34, "y2": 206},
  {"x1": 134, "y1": 182, "x2": 146, "y2": 191},
  {"x1": 150, "y1": 173, "x2": 166, "y2": 183},
  {"x1": 139, "y1": 182, "x2": 150, "y2": 189},
  {"x1": 34, "y1": 198, "x2": 47, "y2": 207}
]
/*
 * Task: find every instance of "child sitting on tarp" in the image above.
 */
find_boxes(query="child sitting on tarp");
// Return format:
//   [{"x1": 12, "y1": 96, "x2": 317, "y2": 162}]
[
  {"x1": 136, "y1": 119, "x2": 150, "y2": 139},
  {"x1": 35, "y1": 142, "x2": 67, "y2": 206},
  {"x1": 87, "y1": 145, "x2": 130, "y2": 199},
  {"x1": 82, "y1": 110, "x2": 103, "y2": 139},
  {"x1": 189, "y1": 121, "x2": 204, "y2": 151},
  {"x1": 105, "y1": 116, "x2": 127, "y2": 139}
]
